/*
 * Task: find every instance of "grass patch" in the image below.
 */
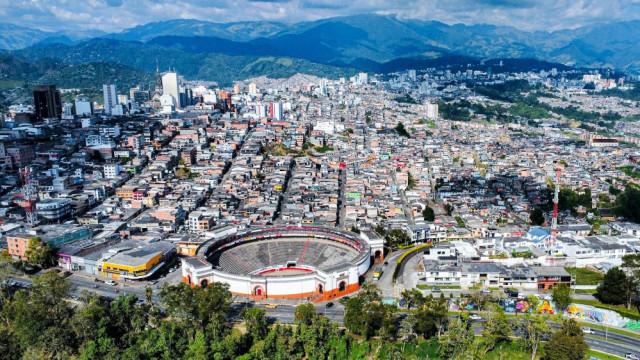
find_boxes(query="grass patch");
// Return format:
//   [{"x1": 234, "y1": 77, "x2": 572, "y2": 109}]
[
  {"x1": 314, "y1": 145, "x2": 334, "y2": 153},
  {"x1": 586, "y1": 349, "x2": 624, "y2": 359},
  {"x1": 572, "y1": 299, "x2": 640, "y2": 320},
  {"x1": 578, "y1": 321, "x2": 640, "y2": 340},
  {"x1": 576, "y1": 289, "x2": 598, "y2": 294},
  {"x1": 417, "y1": 285, "x2": 461, "y2": 290},
  {"x1": 455, "y1": 216, "x2": 465, "y2": 227},
  {"x1": 565, "y1": 267, "x2": 604, "y2": 286},
  {"x1": 618, "y1": 165, "x2": 640, "y2": 178}
]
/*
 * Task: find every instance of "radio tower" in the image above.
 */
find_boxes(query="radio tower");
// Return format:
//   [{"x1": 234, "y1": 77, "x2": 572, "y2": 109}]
[
  {"x1": 21, "y1": 166, "x2": 37, "y2": 226},
  {"x1": 551, "y1": 169, "x2": 561, "y2": 247}
]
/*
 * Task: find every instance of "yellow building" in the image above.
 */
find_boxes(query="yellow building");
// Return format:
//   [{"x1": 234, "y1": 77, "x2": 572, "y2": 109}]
[{"x1": 98, "y1": 241, "x2": 175, "y2": 280}]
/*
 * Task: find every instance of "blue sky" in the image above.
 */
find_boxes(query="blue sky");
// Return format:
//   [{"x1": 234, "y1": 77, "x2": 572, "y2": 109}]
[{"x1": 3, "y1": 0, "x2": 640, "y2": 32}]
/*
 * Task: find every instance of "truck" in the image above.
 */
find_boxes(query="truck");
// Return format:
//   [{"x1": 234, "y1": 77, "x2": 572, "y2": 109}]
[{"x1": 373, "y1": 267, "x2": 383, "y2": 281}]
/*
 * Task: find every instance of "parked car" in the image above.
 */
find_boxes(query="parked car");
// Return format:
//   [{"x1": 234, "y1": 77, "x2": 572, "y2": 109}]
[
  {"x1": 582, "y1": 327, "x2": 595, "y2": 334},
  {"x1": 625, "y1": 353, "x2": 640, "y2": 360},
  {"x1": 265, "y1": 304, "x2": 278, "y2": 309},
  {"x1": 106, "y1": 280, "x2": 117, "y2": 286},
  {"x1": 431, "y1": 287, "x2": 441, "y2": 293},
  {"x1": 469, "y1": 314, "x2": 482, "y2": 321},
  {"x1": 325, "y1": 302, "x2": 334, "y2": 308},
  {"x1": 481, "y1": 289, "x2": 491, "y2": 294}
]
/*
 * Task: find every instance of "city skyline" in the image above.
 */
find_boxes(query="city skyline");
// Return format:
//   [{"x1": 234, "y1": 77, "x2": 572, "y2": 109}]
[{"x1": 3, "y1": 0, "x2": 640, "y2": 33}]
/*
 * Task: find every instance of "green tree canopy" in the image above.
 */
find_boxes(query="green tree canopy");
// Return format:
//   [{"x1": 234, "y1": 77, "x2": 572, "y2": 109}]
[
  {"x1": 422, "y1": 206, "x2": 435, "y2": 221},
  {"x1": 541, "y1": 319, "x2": 588, "y2": 360},
  {"x1": 596, "y1": 267, "x2": 630, "y2": 305},
  {"x1": 24, "y1": 237, "x2": 55, "y2": 268},
  {"x1": 529, "y1": 207, "x2": 545, "y2": 225},
  {"x1": 552, "y1": 283, "x2": 573, "y2": 312}
]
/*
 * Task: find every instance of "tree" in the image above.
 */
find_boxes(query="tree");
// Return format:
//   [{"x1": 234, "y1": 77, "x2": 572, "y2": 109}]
[
  {"x1": 482, "y1": 303, "x2": 512, "y2": 353},
  {"x1": 518, "y1": 312, "x2": 551, "y2": 360},
  {"x1": 444, "y1": 203, "x2": 454, "y2": 216},
  {"x1": 398, "y1": 315, "x2": 418, "y2": 343},
  {"x1": 622, "y1": 253, "x2": 640, "y2": 310},
  {"x1": 541, "y1": 319, "x2": 588, "y2": 360},
  {"x1": 400, "y1": 289, "x2": 413, "y2": 310},
  {"x1": 395, "y1": 122, "x2": 410, "y2": 138},
  {"x1": 559, "y1": 188, "x2": 580, "y2": 212},
  {"x1": 407, "y1": 172, "x2": 416, "y2": 190},
  {"x1": 552, "y1": 283, "x2": 573, "y2": 312},
  {"x1": 596, "y1": 267, "x2": 630, "y2": 305},
  {"x1": 530, "y1": 207, "x2": 545, "y2": 225},
  {"x1": 241, "y1": 307, "x2": 268, "y2": 343},
  {"x1": 422, "y1": 206, "x2": 435, "y2": 221},
  {"x1": 294, "y1": 303, "x2": 316, "y2": 326},
  {"x1": 616, "y1": 186, "x2": 640, "y2": 223},
  {"x1": 24, "y1": 237, "x2": 54, "y2": 268},
  {"x1": 384, "y1": 229, "x2": 411, "y2": 248},
  {"x1": 437, "y1": 318, "x2": 474, "y2": 359},
  {"x1": 183, "y1": 331, "x2": 209, "y2": 360}
]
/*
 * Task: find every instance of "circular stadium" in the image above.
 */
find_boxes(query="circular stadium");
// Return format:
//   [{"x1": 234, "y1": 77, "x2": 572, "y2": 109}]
[{"x1": 181, "y1": 226, "x2": 376, "y2": 301}]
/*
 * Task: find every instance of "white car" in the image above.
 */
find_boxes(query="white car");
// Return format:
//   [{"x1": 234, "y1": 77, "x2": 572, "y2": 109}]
[
  {"x1": 582, "y1": 327, "x2": 595, "y2": 334},
  {"x1": 469, "y1": 314, "x2": 482, "y2": 321},
  {"x1": 106, "y1": 280, "x2": 117, "y2": 286},
  {"x1": 625, "y1": 353, "x2": 640, "y2": 360}
]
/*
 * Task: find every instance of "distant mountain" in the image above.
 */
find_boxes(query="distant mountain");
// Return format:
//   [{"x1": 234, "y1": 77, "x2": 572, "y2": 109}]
[
  {"x1": 3, "y1": 14, "x2": 640, "y2": 81},
  {"x1": 107, "y1": 15, "x2": 640, "y2": 72},
  {"x1": 0, "y1": 22, "x2": 105, "y2": 50},
  {"x1": 105, "y1": 19, "x2": 288, "y2": 42},
  {"x1": 0, "y1": 53, "x2": 152, "y2": 107},
  {"x1": 13, "y1": 38, "x2": 357, "y2": 86},
  {"x1": 0, "y1": 23, "x2": 52, "y2": 50}
]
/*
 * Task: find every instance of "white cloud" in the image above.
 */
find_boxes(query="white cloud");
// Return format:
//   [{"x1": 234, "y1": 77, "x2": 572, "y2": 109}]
[{"x1": 1, "y1": 0, "x2": 639, "y2": 32}]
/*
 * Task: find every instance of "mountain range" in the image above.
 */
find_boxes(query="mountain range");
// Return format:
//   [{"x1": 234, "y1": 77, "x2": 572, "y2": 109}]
[{"x1": 0, "y1": 14, "x2": 639, "y2": 95}]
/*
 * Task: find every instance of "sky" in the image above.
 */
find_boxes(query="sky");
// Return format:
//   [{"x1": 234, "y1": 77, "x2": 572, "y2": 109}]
[{"x1": 3, "y1": 0, "x2": 640, "y2": 33}]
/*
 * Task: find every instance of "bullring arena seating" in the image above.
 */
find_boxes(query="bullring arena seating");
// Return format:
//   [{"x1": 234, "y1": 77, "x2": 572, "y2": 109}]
[{"x1": 209, "y1": 238, "x2": 359, "y2": 275}]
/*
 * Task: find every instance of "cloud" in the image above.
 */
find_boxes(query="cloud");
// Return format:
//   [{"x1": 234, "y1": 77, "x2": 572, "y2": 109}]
[{"x1": 0, "y1": 0, "x2": 639, "y2": 33}]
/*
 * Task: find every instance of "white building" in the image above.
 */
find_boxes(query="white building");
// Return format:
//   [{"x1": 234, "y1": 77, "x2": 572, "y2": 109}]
[
  {"x1": 74, "y1": 98, "x2": 92, "y2": 117},
  {"x1": 315, "y1": 121, "x2": 336, "y2": 135},
  {"x1": 102, "y1": 84, "x2": 118, "y2": 115},
  {"x1": 103, "y1": 164, "x2": 122, "y2": 179},
  {"x1": 425, "y1": 103, "x2": 439, "y2": 119},
  {"x1": 269, "y1": 102, "x2": 283, "y2": 121},
  {"x1": 162, "y1": 72, "x2": 180, "y2": 108}
]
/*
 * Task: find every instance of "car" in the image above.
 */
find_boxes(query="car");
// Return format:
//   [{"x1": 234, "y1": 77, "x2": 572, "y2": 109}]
[
  {"x1": 582, "y1": 327, "x2": 595, "y2": 334},
  {"x1": 62, "y1": 271, "x2": 72, "y2": 278},
  {"x1": 469, "y1": 314, "x2": 482, "y2": 321},
  {"x1": 481, "y1": 289, "x2": 491, "y2": 294},
  {"x1": 431, "y1": 287, "x2": 441, "y2": 292},
  {"x1": 342, "y1": 296, "x2": 350, "y2": 301},
  {"x1": 517, "y1": 294, "x2": 526, "y2": 300},
  {"x1": 106, "y1": 280, "x2": 117, "y2": 286},
  {"x1": 384, "y1": 261, "x2": 389, "y2": 266},
  {"x1": 325, "y1": 302, "x2": 334, "y2": 308},
  {"x1": 93, "y1": 284, "x2": 99, "y2": 288},
  {"x1": 625, "y1": 353, "x2": 640, "y2": 360},
  {"x1": 265, "y1": 304, "x2": 278, "y2": 309}
]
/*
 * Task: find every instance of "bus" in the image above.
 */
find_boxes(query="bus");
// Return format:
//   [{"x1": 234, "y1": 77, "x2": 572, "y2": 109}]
[{"x1": 373, "y1": 267, "x2": 383, "y2": 281}]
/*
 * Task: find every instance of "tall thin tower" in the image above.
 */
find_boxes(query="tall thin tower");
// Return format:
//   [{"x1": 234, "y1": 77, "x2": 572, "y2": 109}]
[
  {"x1": 21, "y1": 166, "x2": 37, "y2": 226},
  {"x1": 551, "y1": 169, "x2": 561, "y2": 247}
]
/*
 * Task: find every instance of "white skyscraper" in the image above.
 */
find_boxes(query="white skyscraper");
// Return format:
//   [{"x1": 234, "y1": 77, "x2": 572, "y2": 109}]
[
  {"x1": 426, "y1": 103, "x2": 439, "y2": 119},
  {"x1": 102, "y1": 84, "x2": 117, "y2": 115},
  {"x1": 162, "y1": 72, "x2": 180, "y2": 108}
]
